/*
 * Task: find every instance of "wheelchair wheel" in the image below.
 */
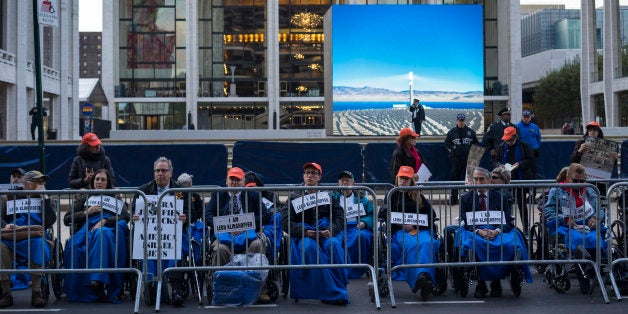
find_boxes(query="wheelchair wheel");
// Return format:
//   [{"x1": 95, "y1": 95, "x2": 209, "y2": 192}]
[
  {"x1": 458, "y1": 269, "x2": 470, "y2": 297},
  {"x1": 50, "y1": 239, "x2": 64, "y2": 299},
  {"x1": 377, "y1": 275, "x2": 389, "y2": 297},
  {"x1": 529, "y1": 222, "x2": 547, "y2": 274},
  {"x1": 41, "y1": 274, "x2": 51, "y2": 302},
  {"x1": 144, "y1": 281, "x2": 157, "y2": 306},
  {"x1": 611, "y1": 220, "x2": 625, "y2": 255},
  {"x1": 433, "y1": 238, "x2": 448, "y2": 295},
  {"x1": 205, "y1": 273, "x2": 213, "y2": 305},
  {"x1": 267, "y1": 280, "x2": 280, "y2": 302}
]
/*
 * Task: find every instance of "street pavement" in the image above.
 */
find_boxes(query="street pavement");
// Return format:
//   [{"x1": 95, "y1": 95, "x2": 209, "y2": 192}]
[{"x1": 3, "y1": 270, "x2": 626, "y2": 313}]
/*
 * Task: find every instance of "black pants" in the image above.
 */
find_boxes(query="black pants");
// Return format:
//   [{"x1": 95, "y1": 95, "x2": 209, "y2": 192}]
[
  {"x1": 449, "y1": 157, "x2": 467, "y2": 200},
  {"x1": 30, "y1": 123, "x2": 37, "y2": 140},
  {"x1": 413, "y1": 120, "x2": 423, "y2": 135}
]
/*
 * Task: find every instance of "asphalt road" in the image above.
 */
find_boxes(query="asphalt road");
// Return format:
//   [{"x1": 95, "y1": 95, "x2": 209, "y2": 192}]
[{"x1": 2, "y1": 271, "x2": 626, "y2": 314}]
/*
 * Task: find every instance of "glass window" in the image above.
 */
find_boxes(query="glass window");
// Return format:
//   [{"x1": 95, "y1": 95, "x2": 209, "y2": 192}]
[
  {"x1": 197, "y1": 102, "x2": 268, "y2": 130},
  {"x1": 116, "y1": 102, "x2": 186, "y2": 130}
]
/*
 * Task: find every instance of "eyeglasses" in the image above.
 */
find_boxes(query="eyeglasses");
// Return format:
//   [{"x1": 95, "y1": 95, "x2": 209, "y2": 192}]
[
  {"x1": 491, "y1": 176, "x2": 502, "y2": 180},
  {"x1": 154, "y1": 168, "x2": 170, "y2": 173},
  {"x1": 304, "y1": 171, "x2": 320, "y2": 176}
]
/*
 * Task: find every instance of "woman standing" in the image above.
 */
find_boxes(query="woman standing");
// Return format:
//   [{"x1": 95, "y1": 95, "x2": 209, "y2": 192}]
[
  {"x1": 67, "y1": 133, "x2": 115, "y2": 189},
  {"x1": 389, "y1": 128, "x2": 424, "y2": 183},
  {"x1": 63, "y1": 169, "x2": 130, "y2": 303}
]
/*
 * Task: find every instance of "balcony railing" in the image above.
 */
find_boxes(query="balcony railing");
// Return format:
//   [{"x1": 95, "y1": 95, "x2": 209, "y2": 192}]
[{"x1": 0, "y1": 49, "x2": 16, "y2": 66}]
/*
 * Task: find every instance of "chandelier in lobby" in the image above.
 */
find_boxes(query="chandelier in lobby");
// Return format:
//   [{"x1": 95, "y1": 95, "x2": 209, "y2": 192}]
[{"x1": 290, "y1": 12, "x2": 323, "y2": 31}]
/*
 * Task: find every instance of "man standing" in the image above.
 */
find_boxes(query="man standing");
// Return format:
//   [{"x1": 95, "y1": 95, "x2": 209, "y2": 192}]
[
  {"x1": 409, "y1": 99, "x2": 425, "y2": 135},
  {"x1": 516, "y1": 110, "x2": 541, "y2": 179},
  {"x1": 444, "y1": 113, "x2": 479, "y2": 205},
  {"x1": 482, "y1": 107, "x2": 518, "y2": 158},
  {"x1": 28, "y1": 106, "x2": 48, "y2": 140}
]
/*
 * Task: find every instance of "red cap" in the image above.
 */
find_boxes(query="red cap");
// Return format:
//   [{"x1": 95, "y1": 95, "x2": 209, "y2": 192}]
[
  {"x1": 399, "y1": 128, "x2": 419, "y2": 139},
  {"x1": 81, "y1": 133, "x2": 102, "y2": 146},
  {"x1": 502, "y1": 126, "x2": 517, "y2": 141},
  {"x1": 586, "y1": 121, "x2": 601, "y2": 129},
  {"x1": 397, "y1": 166, "x2": 415, "y2": 178},
  {"x1": 245, "y1": 182, "x2": 257, "y2": 187},
  {"x1": 303, "y1": 162, "x2": 322, "y2": 175},
  {"x1": 227, "y1": 167, "x2": 245, "y2": 179}
]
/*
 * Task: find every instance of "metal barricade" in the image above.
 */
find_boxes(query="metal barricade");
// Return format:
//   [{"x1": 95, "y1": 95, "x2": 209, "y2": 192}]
[
  {"x1": 380, "y1": 182, "x2": 610, "y2": 306},
  {"x1": 606, "y1": 182, "x2": 628, "y2": 301},
  {"x1": 152, "y1": 185, "x2": 381, "y2": 310},
  {"x1": 0, "y1": 189, "x2": 145, "y2": 313}
]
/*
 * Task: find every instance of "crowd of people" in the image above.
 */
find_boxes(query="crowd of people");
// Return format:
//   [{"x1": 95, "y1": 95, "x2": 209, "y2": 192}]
[{"x1": 0, "y1": 112, "x2": 622, "y2": 309}]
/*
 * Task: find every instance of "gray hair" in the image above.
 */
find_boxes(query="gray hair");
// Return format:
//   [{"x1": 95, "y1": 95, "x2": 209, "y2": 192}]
[
  {"x1": 473, "y1": 167, "x2": 491, "y2": 179},
  {"x1": 177, "y1": 173, "x2": 193, "y2": 187},
  {"x1": 492, "y1": 166, "x2": 511, "y2": 184},
  {"x1": 154, "y1": 157, "x2": 173, "y2": 171}
]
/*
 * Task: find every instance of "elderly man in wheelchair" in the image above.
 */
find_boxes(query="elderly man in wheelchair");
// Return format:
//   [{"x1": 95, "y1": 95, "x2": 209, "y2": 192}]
[{"x1": 457, "y1": 167, "x2": 532, "y2": 298}]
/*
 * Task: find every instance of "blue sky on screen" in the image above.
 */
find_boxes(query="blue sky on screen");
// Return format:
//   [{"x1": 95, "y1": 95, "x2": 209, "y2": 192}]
[{"x1": 332, "y1": 5, "x2": 483, "y2": 93}]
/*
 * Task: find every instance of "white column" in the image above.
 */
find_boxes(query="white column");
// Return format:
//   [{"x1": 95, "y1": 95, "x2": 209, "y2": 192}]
[
  {"x1": 14, "y1": 0, "x2": 31, "y2": 140},
  {"x1": 580, "y1": 0, "x2": 595, "y2": 124},
  {"x1": 603, "y1": 0, "x2": 620, "y2": 126},
  {"x1": 508, "y1": 0, "x2": 522, "y2": 122},
  {"x1": 101, "y1": 0, "x2": 117, "y2": 129},
  {"x1": 267, "y1": 1, "x2": 280, "y2": 130},
  {"x1": 187, "y1": 0, "x2": 198, "y2": 127}
]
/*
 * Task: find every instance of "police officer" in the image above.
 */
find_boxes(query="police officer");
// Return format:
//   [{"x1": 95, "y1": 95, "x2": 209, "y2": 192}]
[
  {"x1": 482, "y1": 108, "x2": 519, "y2": 159},
  {"x1": 444, "y1": 113, "x2": 479, "y2": 205},
  {"x1": 516, "y1": 110, "x2": 541, "y2": 179}
]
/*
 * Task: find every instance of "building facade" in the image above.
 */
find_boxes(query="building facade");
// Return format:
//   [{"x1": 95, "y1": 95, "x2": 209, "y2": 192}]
[
  {"x1": 79, "y1": 32, "x2": 102, "y2": 78},
  {"x1": 0, "y1": 0, "x2": 79, "y2": 141}
]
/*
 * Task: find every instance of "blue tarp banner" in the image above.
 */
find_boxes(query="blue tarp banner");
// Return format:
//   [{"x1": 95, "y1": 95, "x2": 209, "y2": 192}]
[
  {"x1": 0, "y1": 144, "x2": 228, "y2": 189},
  {"x1": 232, "y1": 141, "x2": 363, "y2": 184},
  {"x1": 622, "y1": 140, "x2": 628, "y2": 178}
]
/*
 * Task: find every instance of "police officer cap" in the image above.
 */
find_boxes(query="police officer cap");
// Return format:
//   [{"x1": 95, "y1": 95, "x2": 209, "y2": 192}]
[{"x1": 498, "y1": 108, "x2": 511, "y2": 116}]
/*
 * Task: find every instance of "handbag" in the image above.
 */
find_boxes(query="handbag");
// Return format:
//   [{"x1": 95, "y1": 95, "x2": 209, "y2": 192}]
[{"x1": 1, "y1": 225, "x2": 44, "y2": 241}]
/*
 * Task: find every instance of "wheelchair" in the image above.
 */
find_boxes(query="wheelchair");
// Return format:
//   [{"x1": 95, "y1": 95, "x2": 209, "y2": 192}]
[
  {"x1": 370, "y1": 219, "x2": 447, "y2": 302},
  {"x1": 609, "y1": 188, "x2": 628, "y2": 294}
]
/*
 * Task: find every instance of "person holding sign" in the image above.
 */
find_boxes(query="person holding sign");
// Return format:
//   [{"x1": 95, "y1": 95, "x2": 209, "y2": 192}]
[
  {"x1": 542, "y1": 163, "x2": 606, "y2": 294},
  {"x1": 62, "y1": 169, "x2": 130, "y2": 303},
  {"x1": 282, "y1": 162, "x2": 348, "y2": 305},
  {"x1": 389, "y1": 128, "x2": 425, "y2": 184},
  {"x1": 331, "y1": 170, "x2": 374, "y2": 279},
  {"x1": 67, "y1": 133, "x2": 115, "y2": 189},
  {"x1": 0, "y1": 171, "x2": 56, "y2": 308},
  {"x1": 458, "y1": 167, "x2": 531, "y2": 299},
  {"x1": 205, "y1": 167, "x2": 272, "y2": 303},
  {"x1": 134, "y1": 157, "x2": 188, "y2": 307},
  {"x1": 380, "y1": 165, "x2": 439, "y2": 301}
]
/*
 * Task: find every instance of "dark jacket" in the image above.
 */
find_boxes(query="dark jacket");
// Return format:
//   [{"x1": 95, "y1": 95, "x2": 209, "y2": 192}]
[
  {"x1": 570, "y1": 130, "x2": 606, "y2": 163},
  {"x1": 482, "y1": 121, "x2": 519, "y2": 153},
  {"x1": 204, "y1": 190, "x2": 271, "y2": 237},
  {"x1": 459, "y1": 189, "x2": 512, "y2": 233},
  {"x1": 445, "y1": 125, "x2": 479, "y2": 159},
  {"x1": 410, "y1": 104, "x2": 425, "y2": 122},
  {"x1": 282, "y1": 188, "x2": 345, "y2": 238},
  {"x1": 67, "y1": 146, "x2": 115, "y2": 189},
  {"x1": 493, "y1": 140, "x2": 534, "y2": 180},
  {"x1": 389, "y1": 145, "x2": 425, "y2": 183},
  {"x1": 379, "y1": 190, "x2": 437, "y2": 234},
  {"x1": 137, "y1": 178, "x2": 199, "y2": 223},
  {"x1": 64, "y1": 193, "x2": 131, "y2": 232}
]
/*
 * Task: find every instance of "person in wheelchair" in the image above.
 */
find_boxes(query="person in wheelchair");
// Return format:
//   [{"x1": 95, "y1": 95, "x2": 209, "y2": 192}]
[
  {"x1": 382, "y1": 165, "x2": 439, "y2": 301},
  {"x1": 543, "y1": 163, "x2": 607, "y2": 294},
  {"x1": 205, "y1": 167, "x2": 272, "y2": 303},
  {"x1": 458, "y1": 167, "x2": 532, "y2": 298},
  {"x1": 331, "y1": 170, "x2": 374, "y2": 279},
  {"x1": 0, "y1": 171, "x2": 56, "y2": 308},
  {"x1": 244, "y1": 171, "x2": 282, "y2": 260},
  {"x1": 282, "y1": 162, "x2": 349, "y2": 305},
  {"x1": 62, "y1": 169, "x2": 130, "y2": 303}
]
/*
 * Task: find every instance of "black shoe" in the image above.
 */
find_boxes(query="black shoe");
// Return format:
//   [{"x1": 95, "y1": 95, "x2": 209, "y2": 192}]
[
  {"x1": 412, "y1": 273, "x2": 429, "y2": 294},
  {"x1": 474, "y1": 281, "x2": 488, "y2": 298},
  {"x1": 421, "y1": 279, "x2": 434, "y2": 302},
  {"x1": 89, "y1": 281, "x2": 108, "y2": 303},
  {"x1": 171, "y1": 290, "x2": 184, "y2": 307},
  {"x1": 489, "y1": 280, "x2": 502, "y2": 297},
  {"x1": 321, "y1": 299, "x2": 348, "y2": 306},
  {"x1": 578, "y1": 276, "x2": 591, "y2": 295},
  {"x1": 511, "y1": 269, "x2": 522, "y2": 297}
]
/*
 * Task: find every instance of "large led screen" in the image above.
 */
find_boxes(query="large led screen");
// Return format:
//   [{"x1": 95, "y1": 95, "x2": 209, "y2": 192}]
[{"x1": 329, "y1": 5, "x2": 484, "y2": 136}]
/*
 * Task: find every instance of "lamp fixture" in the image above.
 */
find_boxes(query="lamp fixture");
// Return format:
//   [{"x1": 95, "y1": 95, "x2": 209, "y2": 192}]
[{"x1": 290, "y1": 12, "x2": 323, "y2": 30}]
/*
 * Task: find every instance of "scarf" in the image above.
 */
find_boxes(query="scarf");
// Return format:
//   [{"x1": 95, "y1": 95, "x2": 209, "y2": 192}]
[{"x1": 405, "y1": 145, "x2": 421, "y2": 172}]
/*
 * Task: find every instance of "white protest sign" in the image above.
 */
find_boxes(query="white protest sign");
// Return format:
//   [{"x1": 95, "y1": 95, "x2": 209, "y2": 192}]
[
  {"x1": 465, "y1": 210, "x2": 506, "y2": 226},
  {"x1": 261, "y1": 197, "x2": 274, "y2": 210},
  {"x1": 344, "y1": 203, "x2": 366, "y2": 219},
  {"x1": 563, "y1": 201, "x2": 595, "y2": 221},
  {"x1": 87, "y1": 195, "x2": 125, "y2": 215},
  {"x1": 6, "y1": 198, "x2": 42, "y2": 215},
  {"x1": 291, "y1": 192, "x2": 331, "y2": 214},
  {"x1": 390, "y1": 212, "x2": 428, "y2": 227},
  {"x1": 132, "y1": 195, "x2": 183, "y2": 260},
  {"x1": 213, "y1": 213, "x2": 256, "y2": 233}
]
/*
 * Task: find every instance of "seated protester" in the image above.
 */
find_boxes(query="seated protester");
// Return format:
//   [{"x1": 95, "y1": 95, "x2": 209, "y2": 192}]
[
  {"x1": 458, "y1": 167, "x2": 532, "y2": 299},
  {"x1": 205, "y1": 167, "x2": 272, "y2": 303},
  {"x1": 133, "y1": 157, "x2": 189, "y2": 307},
  {"x1": 0, "y1": 171, "x2": 57, "y2": 308},
  {"x1": 380, "y1": 166, "x2": 439, "y2": 301},
  {"x1": 62, "y1": 169, "x2": 130, "y2": 303},
  {"x1": 244, "y1": 171, "x2": 282, "y2": 260},
  {"x1": 282, "y1": 162, "x2": 348, "y2": 305},
  {"x1": 543, "y1": 163, "x2": 607, "y2": 293},
  {"x1": 331, "y1": 170, "x2": 374, "y2": 279}
]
